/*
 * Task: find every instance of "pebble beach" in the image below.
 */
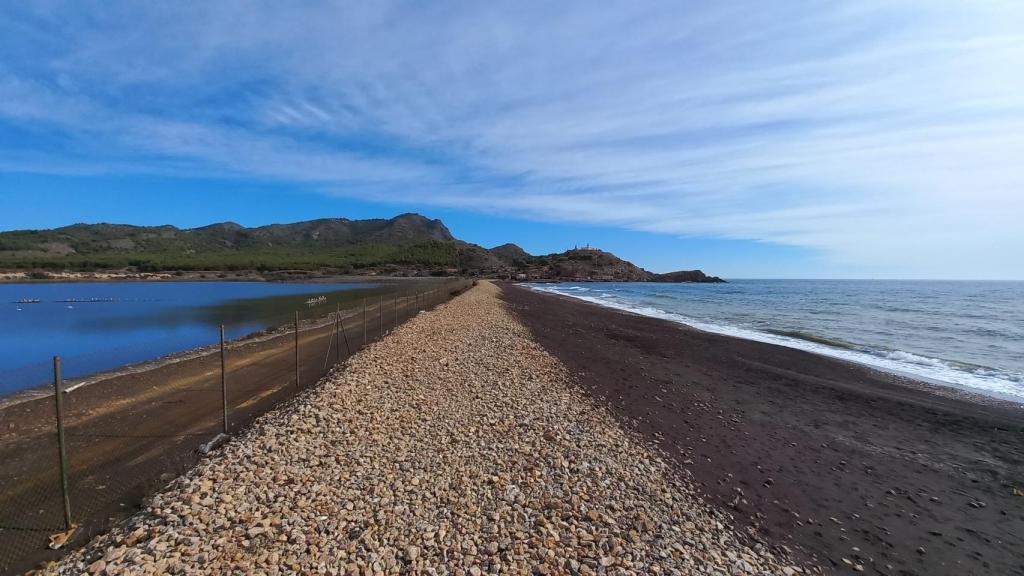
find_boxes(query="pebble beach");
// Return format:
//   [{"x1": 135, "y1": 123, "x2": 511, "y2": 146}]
[{"x1": 48, "y1": 281, "x2": 798, "y2": 576}]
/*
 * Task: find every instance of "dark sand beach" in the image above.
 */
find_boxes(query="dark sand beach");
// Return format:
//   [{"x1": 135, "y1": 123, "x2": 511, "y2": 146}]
[{"x1": 501, "y1": 283, "x2": 1024, "y2": 575}]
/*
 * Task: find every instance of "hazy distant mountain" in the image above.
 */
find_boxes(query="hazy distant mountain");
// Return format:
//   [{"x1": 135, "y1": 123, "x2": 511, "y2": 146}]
[{"x1": 0, "y1": 214, "x2": 722, "y2": 281}]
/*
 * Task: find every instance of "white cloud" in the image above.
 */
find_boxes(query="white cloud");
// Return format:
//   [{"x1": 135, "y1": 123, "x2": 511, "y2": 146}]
[{"x1": 1, "y1": 1, "x2": 1022, "y2": 277}]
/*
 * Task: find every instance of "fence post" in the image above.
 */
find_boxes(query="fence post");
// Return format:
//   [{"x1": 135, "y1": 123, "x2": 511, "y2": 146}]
[
  {"x1": 220, "y1": 325, "x2": 228, "y2": 434},
  {"x1": 379, "y1": 295, "x2": 384, "y2": 338},
  {"x1": 362, "y1": 298, "x2": 367, "y2": 347},
  {"x1": 335, "y1": 304, "x2": 341, "y2": 363},
  {"x1": 340, "y1": 308, "x2": 351, "y2": 357},
  {"x1": 52, "y1": 356, "x2": 72, "y2": 531},
  {"x1": 294, "y1": 311, "x2": 300, "y2": 390},
  {"x1": 394, "y1": 293, "x2": 398, "y2": 330}
]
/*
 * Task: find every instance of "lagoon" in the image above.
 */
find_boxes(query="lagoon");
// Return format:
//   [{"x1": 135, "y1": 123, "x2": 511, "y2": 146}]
[{"x1": 0, "y1": 281, "x2": 373, "y2": 397}]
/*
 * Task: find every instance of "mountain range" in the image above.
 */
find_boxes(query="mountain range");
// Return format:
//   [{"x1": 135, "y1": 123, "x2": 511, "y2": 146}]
[{"x1": 0, "y1": 214, "x2": 723, "y2": 282}]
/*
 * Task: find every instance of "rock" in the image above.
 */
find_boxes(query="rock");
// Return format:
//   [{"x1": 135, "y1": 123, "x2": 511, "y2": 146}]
[{"x1": 45, "y1": 282, "x2": 797, "y2": 576}]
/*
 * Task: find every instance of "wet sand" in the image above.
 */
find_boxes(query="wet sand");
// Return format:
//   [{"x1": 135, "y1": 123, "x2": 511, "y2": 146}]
[{"x1": 501, "y1": 283, "x2": 1024, "y2": 575}]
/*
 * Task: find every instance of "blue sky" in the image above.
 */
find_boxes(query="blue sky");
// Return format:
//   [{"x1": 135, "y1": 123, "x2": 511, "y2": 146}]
[{"x1": 1, "y1": 2, "x2": 1022, "y2": 279}]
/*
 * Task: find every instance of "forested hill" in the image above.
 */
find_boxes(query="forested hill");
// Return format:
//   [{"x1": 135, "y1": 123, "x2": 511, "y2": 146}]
[
  {"x1": 0, "y1": 214, "x2": 723, "y2": 282},
  {"x1": 0, "y1": 214, "x2": 460, "y2": 272}
]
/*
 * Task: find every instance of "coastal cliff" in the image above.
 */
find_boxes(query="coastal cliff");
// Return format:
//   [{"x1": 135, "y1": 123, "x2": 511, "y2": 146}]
[
  {"x1": 650, "y1": 269, "x2": 725, "y2": 283},
  {"x1": 506, "y1": 247, "x2": 725, "y2": 283}
]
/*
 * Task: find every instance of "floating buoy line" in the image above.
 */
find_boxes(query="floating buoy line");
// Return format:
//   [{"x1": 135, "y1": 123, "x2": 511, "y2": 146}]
[{"x1": 10, "y1": 297, "x2": 123, "y2": 304}]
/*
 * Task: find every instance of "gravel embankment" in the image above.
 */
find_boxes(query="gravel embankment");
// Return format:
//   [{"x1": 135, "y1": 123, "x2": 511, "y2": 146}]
[{"x1": 50, "y1": 282, "x2": 801, "y2": 575}]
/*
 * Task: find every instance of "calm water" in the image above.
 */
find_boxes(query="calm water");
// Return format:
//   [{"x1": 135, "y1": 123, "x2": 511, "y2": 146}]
[
  {"x1": 0, "y1": 281, "x2": 372, "y2": 396},
  {"x1": 530, "y1": 280, "x2": 1024, "y2": 403}
]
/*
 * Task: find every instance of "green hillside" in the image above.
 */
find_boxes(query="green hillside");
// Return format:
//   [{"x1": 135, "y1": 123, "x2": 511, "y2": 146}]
[
  {"x1": 0, "y1": 214, "x2": 723, "y2": 281},
  {"x1": 0, "y1": 215, "x2": 462, "y2": 273}
]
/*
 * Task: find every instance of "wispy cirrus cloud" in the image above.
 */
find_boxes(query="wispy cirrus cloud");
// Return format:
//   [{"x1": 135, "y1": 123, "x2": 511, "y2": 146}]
[{"x1": 1, "y1": 1, "x2": 1022, "y2": 277}]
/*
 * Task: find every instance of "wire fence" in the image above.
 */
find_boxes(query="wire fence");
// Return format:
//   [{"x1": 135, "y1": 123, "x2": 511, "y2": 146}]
[{"x1": 0, "y1": 278, "x2": 473, "y2": 575}]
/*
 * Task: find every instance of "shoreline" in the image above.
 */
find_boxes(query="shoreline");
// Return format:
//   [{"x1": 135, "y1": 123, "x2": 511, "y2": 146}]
[
  {"x1": 501, "y1": 283, "x2": 1024, "y2": 575},
  {"x1": 0, "y1": 288, "x2": 417, "y2": 411},
  {"x1": 0, "y1": 278, "x2": 445, "y2": 408},
  {"x1": 521, "y1": 283, "x2": 1024, "y2": 408},
  {"x1": 49, "y1": 281, "x2": 797, "y2": 575},
  {"x1": 0, "y1": 283, "x2": 461, "y2": 574},
  {"x1": 0, "y1": 310, "x2": 334, "y2": 411},
  {"x1": 0, "y1": 270, "x2": 423, "y2": 284}
]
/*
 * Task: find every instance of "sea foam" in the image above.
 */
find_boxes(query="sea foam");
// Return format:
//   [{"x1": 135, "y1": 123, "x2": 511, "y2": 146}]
[{"x1": 528, "y1": 283, "x2": 1024, "y2": 404}]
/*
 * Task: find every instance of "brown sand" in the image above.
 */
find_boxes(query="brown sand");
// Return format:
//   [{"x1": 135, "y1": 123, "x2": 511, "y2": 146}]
[{"x1": 501, "y1": 283, "x2": 1024, "y2": 575}]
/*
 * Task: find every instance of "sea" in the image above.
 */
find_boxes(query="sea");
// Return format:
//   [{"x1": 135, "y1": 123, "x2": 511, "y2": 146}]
[
  {"x1": 0, "y1": 281, "x2": 371, "y2": 397},
  {"x1": 528, "y1": 280, "x2": 1024, "y2": 404}
]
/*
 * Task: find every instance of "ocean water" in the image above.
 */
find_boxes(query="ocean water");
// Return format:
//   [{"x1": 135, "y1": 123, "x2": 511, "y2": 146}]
[
  {"x1": 0, "y1": 281, "x2": 372, "y2": 397},
  {"x1": 529, "y1": 280, "x2": 1024, "y2": 403}
]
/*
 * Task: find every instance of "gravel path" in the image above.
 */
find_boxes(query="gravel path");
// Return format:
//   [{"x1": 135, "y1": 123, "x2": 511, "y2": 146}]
[{"x1": 49, "y1": 282, "x2": 801, "y2": 575}]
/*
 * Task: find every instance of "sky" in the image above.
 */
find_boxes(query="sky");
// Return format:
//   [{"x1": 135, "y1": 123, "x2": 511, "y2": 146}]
[{"x1": 1, "y1": 2, "x2": 1022, "y2": 279}]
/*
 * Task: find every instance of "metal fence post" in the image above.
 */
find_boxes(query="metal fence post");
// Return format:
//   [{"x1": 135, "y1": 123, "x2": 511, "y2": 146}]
[
  {"x1": 220, "y1": 325, "x2": 228, "y2": 434},
  {"x1": 394, "y1": 293, "x2": 398, "y2": 330},
  {"x1": 294, "y1": 311, "x2": 300, "y2": 390},
  {"x1": 379, "y1": 295, "x2": 383, "y2": 338},
  {"x1": 362, "y1": 297, "x2": 367, "y2": 347},
  {"x1": 335, "y1": 304, "x2": 341, "y2": 363},
  {"x1": 340, "y1": 308, "x2": 351, "y2": 357},
  {"x1": 52, "y1": 356, "x2": 72, "y2": 530}
]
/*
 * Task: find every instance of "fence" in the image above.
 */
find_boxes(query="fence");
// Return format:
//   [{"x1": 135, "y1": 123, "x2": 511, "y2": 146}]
[{"x1": 0, "y1": 278, "x2": 473, "y2": 575}]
